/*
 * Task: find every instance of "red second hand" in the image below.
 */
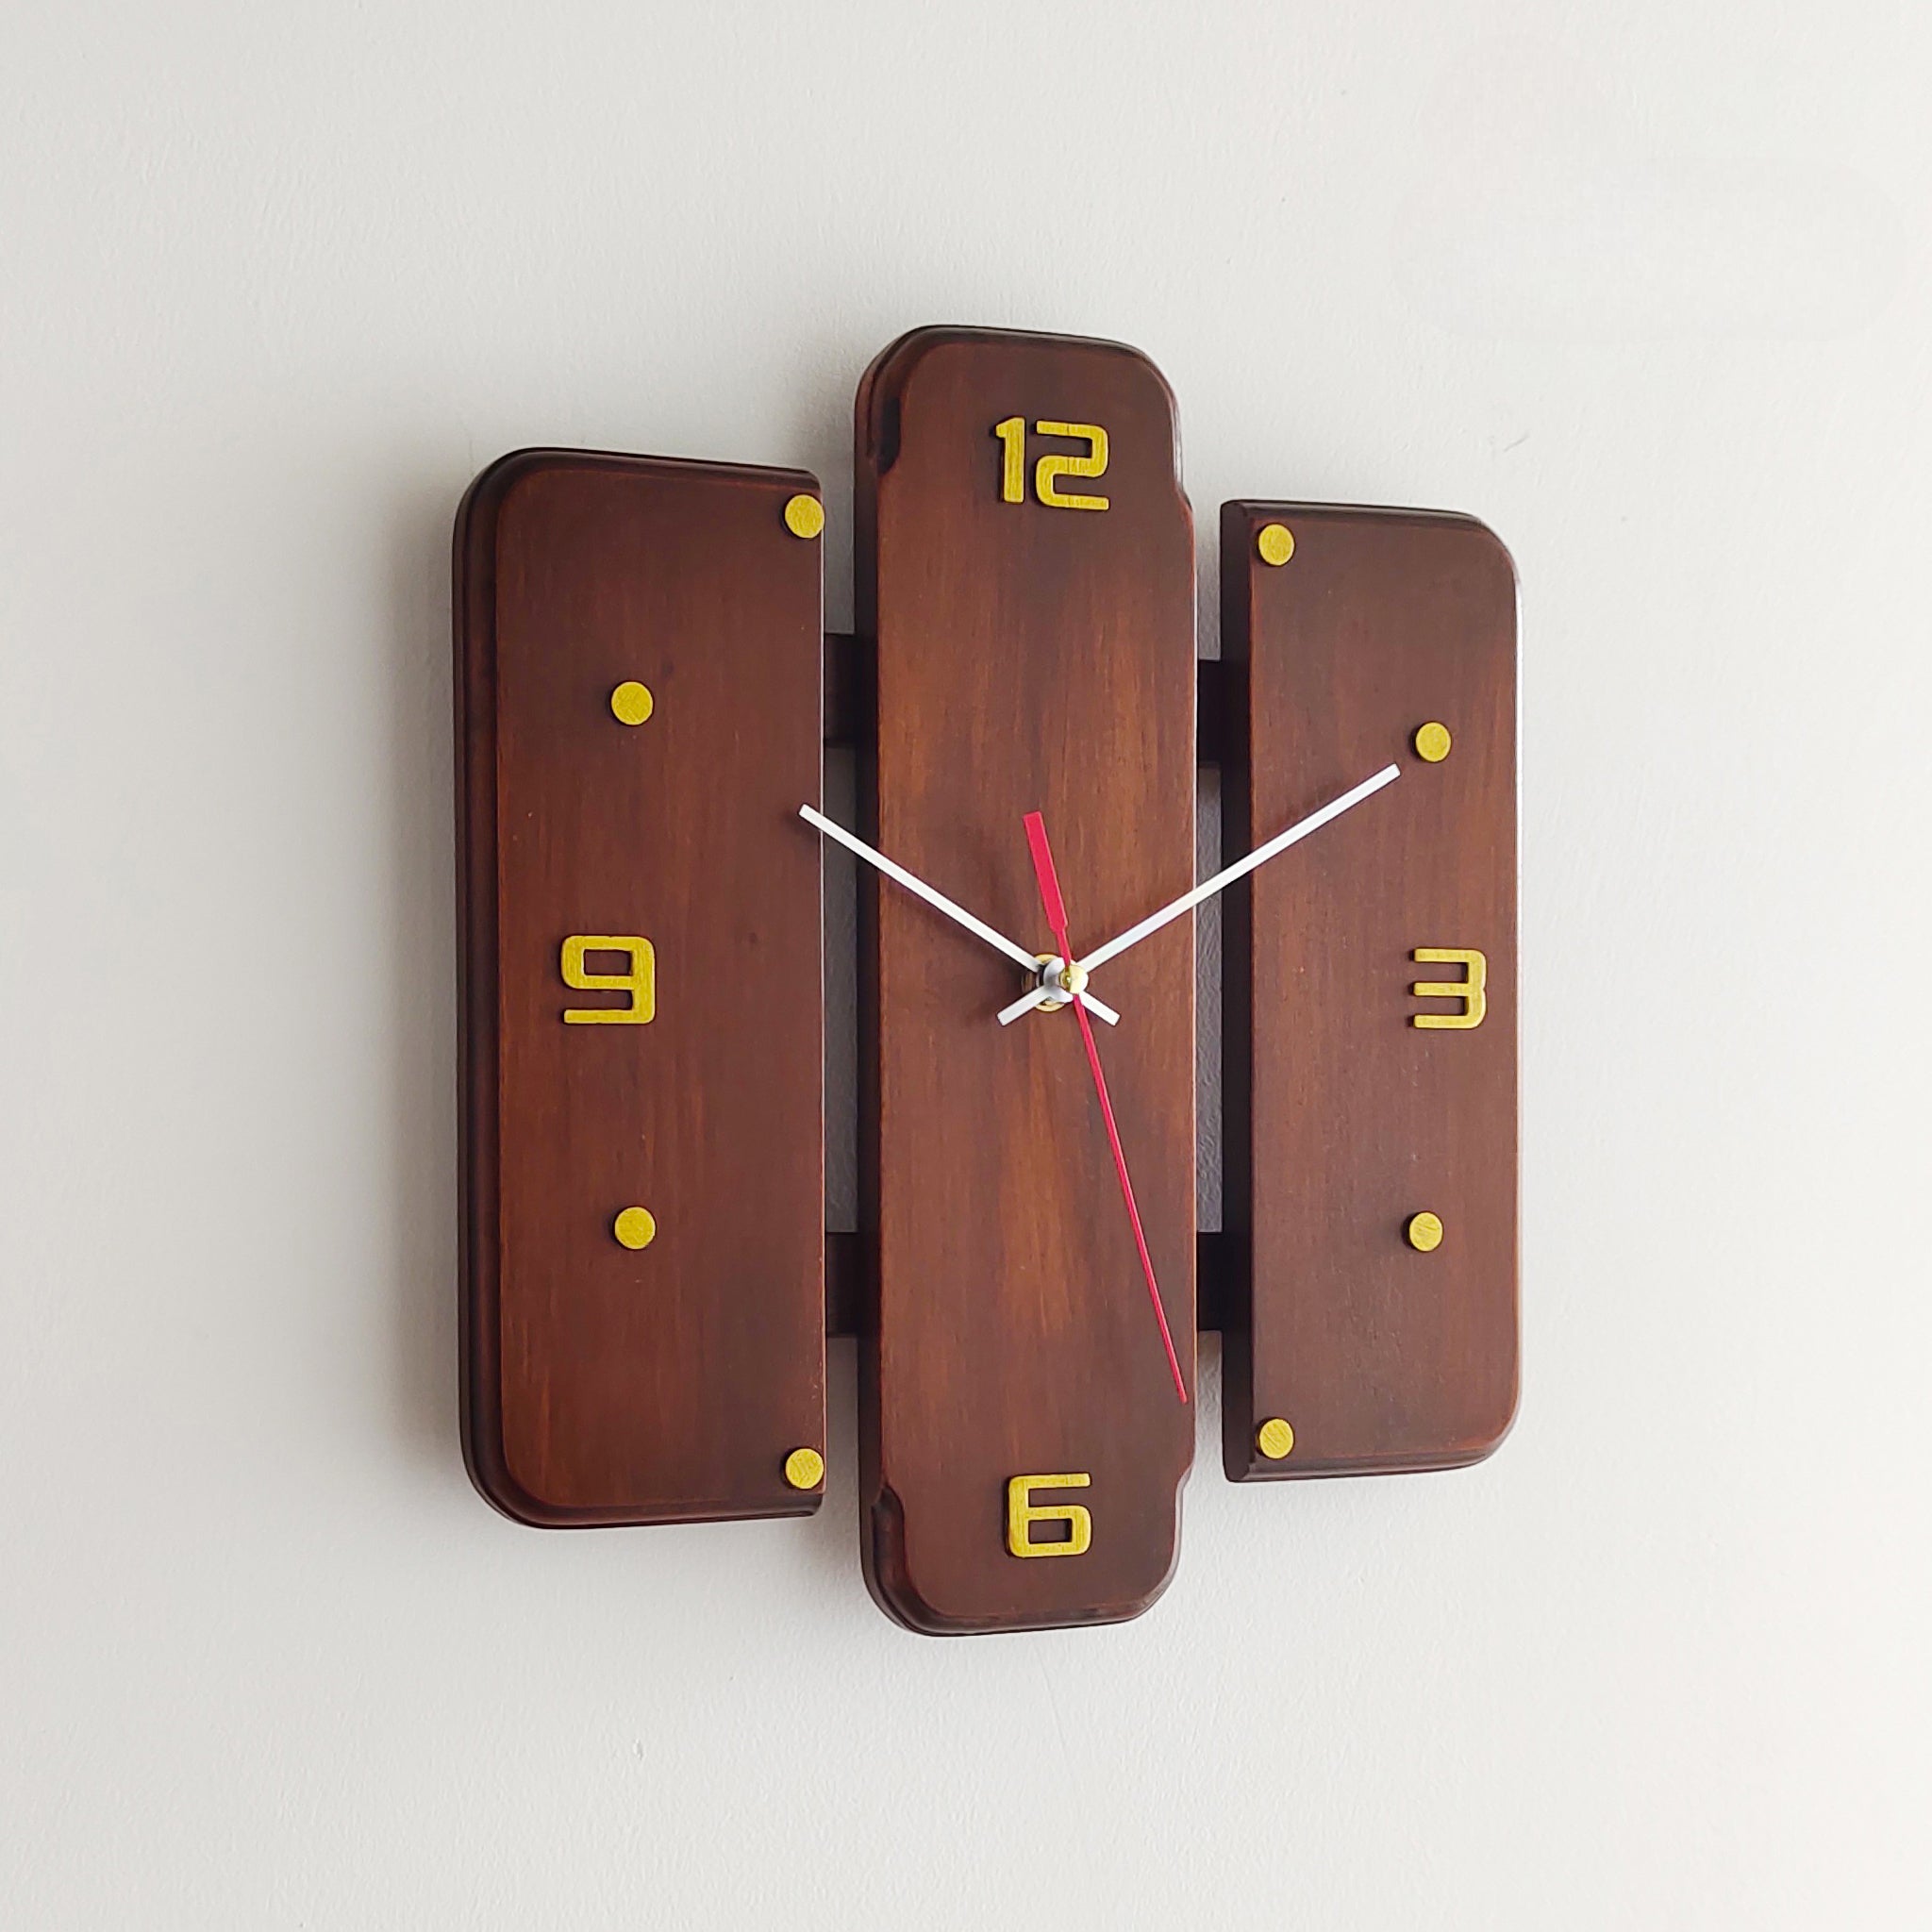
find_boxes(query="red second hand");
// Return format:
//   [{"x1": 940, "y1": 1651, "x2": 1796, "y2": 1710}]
[{"x1": 1022, "y1": 810, "x2": 1189, "y2": 1405}]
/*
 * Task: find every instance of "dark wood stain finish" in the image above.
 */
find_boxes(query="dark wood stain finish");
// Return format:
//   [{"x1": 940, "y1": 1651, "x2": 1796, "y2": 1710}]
[
  {"x1": 1221, "y1": 503, "x2": 1519, "y2": 1480},
  {"x1": 456, "y1": 450, "x2": 825, "y2": 1525},
  {"x1": 857, "y1": 329, "x2": 1197, "y2": 1632},
  {"x1": 824, "y1": 635, "x2": 1227, "y2": 761},
  {"x1": 825, "y1": 1230, "x2": 1236, "y2": 1341}
]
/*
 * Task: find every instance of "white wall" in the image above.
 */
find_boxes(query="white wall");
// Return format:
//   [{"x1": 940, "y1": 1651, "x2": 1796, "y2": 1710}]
[{"x1": 4, "y1": 6, "x2": 1927, "y2": 1925}]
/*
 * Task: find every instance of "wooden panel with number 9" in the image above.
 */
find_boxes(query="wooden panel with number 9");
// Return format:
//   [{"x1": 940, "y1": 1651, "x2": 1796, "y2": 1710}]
[{"x1": 456, "y1": 450, "x2": 826, "y2": 1529}]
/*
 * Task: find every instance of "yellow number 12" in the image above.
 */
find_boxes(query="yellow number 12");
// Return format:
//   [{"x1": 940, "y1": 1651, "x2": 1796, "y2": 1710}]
[{"x1": 991, "y1": 419, "x2": 1109, "y2": 511}]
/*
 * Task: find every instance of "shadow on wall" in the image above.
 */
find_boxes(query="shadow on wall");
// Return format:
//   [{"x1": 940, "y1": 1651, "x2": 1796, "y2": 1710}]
[{"x1": 380, "y1": 470, "x2": 464, "y2": 1484}]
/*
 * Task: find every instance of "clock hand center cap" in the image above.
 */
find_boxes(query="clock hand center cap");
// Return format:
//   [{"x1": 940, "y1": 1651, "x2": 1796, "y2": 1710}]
[{"x1": 1030, "y1": 954, "x2": 1090, "y2": 1010}]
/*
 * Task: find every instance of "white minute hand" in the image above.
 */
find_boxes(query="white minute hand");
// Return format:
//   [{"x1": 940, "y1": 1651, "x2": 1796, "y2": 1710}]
[
  {"x1": 995, "y1": 763, "x2": 1401, "y2": 1026},
  {"x1": 800, "y1": 806, "x2": 1123, "y2": 1026}
]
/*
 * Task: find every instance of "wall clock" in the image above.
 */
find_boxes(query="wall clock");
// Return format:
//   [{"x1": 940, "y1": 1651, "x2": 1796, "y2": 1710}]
[{"x1": 454, "y1": 325, "x2": 1518, "y2": 1636}]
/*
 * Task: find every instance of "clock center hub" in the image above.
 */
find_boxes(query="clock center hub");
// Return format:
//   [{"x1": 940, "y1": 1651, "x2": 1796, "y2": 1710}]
[{"x1": 1032, "y1": 954, "x2": 1090, "y2": 1009}]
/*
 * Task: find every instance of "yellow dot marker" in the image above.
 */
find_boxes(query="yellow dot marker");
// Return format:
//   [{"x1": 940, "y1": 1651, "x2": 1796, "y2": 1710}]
[
  {"x1": 783, "y1": 493, "x2": 824, "y2": 540},
  {"x1": 1414, "y1": 721, "x2": 1452, "y2": 762},
  {"x1": 1406, "y1": 1210, "x2": 1444, "y2": 1253},
  {"x1": 613, "y1": 1207, "x2": 657, "y2": 1251},
  {"x1": 783, "y1": 1446, "x2": 824, "y2": 1491},
  {"x1": 1257, "y1": 523, "x2": 1295, "y2": 567},
  {"x1": 1257, "y1": 1417, "x2": 1295, "y2": 1460},
  {"x1": 610, "y1": 681, "x2": 655, "y2": 726}
]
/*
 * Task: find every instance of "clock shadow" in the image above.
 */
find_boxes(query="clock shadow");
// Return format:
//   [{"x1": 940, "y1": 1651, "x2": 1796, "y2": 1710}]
[
  {"x1": 377, "y1": 468, "x2": 466, "y2": 1485},
  {"x1": 791, "y1": 1338, "x2": 867, "y2": 1597}
]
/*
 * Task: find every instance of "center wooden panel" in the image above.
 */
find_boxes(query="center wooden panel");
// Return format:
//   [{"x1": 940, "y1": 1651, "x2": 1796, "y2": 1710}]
[{"x1": 857, "y1": 328, "x2": 1197, "y2": 1634}]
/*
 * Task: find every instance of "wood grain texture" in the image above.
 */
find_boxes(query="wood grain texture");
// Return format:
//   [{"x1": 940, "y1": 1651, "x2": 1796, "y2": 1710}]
[
  {"x1": 1221, "y1": 502, "x2": 1519, "y2": 1480},
  {"x1": 456, "y1": 450, "x2": 825, "y2": 1525},
  {"x1": 824, "y1": 638, "x2": 1227, "y2": 1345},
  {"x1": 824, "y1": 635, "x2": 1228, "y2": 760},
  {"x1": 856, "y1": 329, "x2": 1197, "y2": 1633}
]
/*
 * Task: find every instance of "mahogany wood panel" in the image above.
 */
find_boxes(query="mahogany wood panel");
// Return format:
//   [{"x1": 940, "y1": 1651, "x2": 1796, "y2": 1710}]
[
  {"x1": 824, "y1": 639, "x2": 1227, "y2": 1346},
  {"x1": 456, "y1": 450, "x2": 825, "y2": 1525},
  {"x1": 825, "y1": 1230, "x2": 1234, "y2": 1341},
  {"x1": 823, "y1": 633, "x2": 1229, "y2": 759},
  {"x1": 1221, "y1": 502, "x2": 1518, "y2": 1479},
  {"x1": 857, "y1": 328, "x2": 1197, "y2": 1633}
]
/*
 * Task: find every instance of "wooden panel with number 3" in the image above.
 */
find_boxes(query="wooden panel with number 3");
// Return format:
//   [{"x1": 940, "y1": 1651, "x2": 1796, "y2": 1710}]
[{"x1": 1221, "y1": 502, "x2": 1519, "y2": 1480}]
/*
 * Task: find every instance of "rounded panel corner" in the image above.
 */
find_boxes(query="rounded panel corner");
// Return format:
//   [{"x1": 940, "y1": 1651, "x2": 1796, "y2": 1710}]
[
  {"x1": 462, "y1": 1416, "x2": 577, "y2": 1529},
  {"x1": 1454, "y1": 512, "x2": 1522, "y2": 601},
  {"x1": 457, "y1": 447, "x2": 571, "y2": 539},
  {"x1": 1463, "y1": 1374, "x2": 1522, "y2": 1466}
]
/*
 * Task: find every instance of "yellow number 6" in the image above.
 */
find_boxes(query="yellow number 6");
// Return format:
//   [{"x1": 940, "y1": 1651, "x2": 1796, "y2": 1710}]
[
  {"x1": 1032, "y1": 422, "x2": 1109, "y2": 511},
  {"x1": 1007, "y1": 1473, "x2": 1092, "y2": 1557},
  {"x1": 560, "y1": 935, "x2": 656, "y2": 1024}
]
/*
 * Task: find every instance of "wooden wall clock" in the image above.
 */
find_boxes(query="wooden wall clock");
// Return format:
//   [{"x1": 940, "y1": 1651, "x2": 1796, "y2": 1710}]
[{"x1": 454, "y1": 325, "x2": 1518, "y2": 1635}]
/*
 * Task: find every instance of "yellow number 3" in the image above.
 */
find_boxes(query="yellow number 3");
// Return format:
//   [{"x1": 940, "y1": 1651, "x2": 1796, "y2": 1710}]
[
  {"x1": 1007, "y1": 1473, "x2": 1092, "y2": 1557},
  {"x1": 561, "y1": 935, "x2": 656, "y2": 1024},
  {"x1": 1410, "y1": 947, "x2": 1487, "y2": 1029}
]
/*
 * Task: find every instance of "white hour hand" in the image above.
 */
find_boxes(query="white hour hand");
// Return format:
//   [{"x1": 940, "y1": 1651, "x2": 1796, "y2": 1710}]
[{"x1": 799, "y1": 806, "x2": 1122, "y2": 1026}]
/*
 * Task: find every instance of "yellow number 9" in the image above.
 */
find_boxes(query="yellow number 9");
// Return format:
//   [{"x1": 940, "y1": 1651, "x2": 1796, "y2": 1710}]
[
  {"x1": 560, "y1": 935, "x2": 656, "y2": 1024},
  {"x1": 1032, "y1": 423, "x2": 1109, "y2": 512}
]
